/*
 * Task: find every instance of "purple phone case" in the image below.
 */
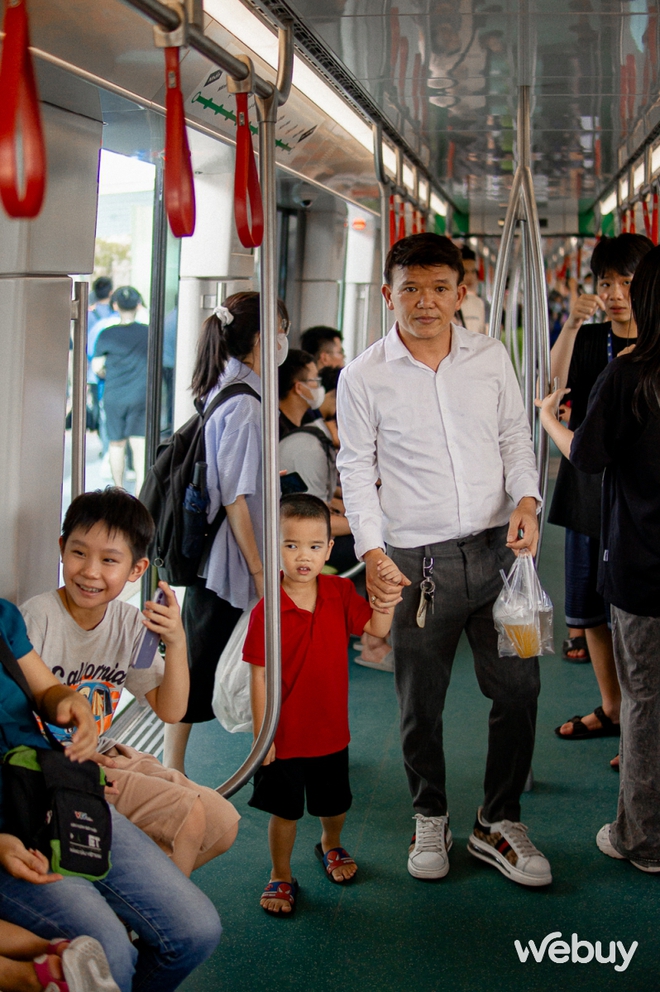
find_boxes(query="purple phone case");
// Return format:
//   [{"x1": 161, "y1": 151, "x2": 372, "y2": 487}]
[{"x1": 132, "y1": 588, "x2": 166, "y2": 669}]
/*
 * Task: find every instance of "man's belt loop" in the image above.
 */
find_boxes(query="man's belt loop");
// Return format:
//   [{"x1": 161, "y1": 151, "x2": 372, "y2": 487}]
[{"x1": 0, "y1": 0, "x2": 47, "y2": 218}]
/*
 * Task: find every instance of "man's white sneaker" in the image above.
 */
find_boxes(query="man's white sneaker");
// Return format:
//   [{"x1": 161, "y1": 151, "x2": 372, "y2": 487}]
[
  {"x1": 468, "y1": 807, "x2": 552, "y2": 887},
  {"x1": 407, "y1": 814, "x2": 452, "y2": 879},
  {"x1": 596, "y1": 823, "x2": 660, "y2": 873}
]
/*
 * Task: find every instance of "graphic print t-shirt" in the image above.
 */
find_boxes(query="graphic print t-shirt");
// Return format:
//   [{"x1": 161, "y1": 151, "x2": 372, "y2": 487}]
[{"x1": 21, "y1": 591, "x2": 164, "y2": 742}]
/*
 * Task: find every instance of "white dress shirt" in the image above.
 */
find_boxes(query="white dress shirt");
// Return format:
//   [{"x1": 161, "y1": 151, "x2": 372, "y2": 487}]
[{"x1": 336, "y1": 323, "x2": 541, "y2": 558}]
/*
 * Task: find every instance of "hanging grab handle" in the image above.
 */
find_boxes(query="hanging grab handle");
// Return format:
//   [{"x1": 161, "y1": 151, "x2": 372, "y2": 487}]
[
  {"x1": 163, "y1": 46, "x2": 195, "y2": 237},
  {"x1": 653, "y1": 189, "x2": 659, "y2": 245},
  {"x1": 153, "y1": 2, "x2": 195, "y2": 237},
  {"x1": 228, "y1": 55, "x2": 263, "y2": 249},
  {"x1": 0, "y1": 0, "x2": 46, "y2": 218}
]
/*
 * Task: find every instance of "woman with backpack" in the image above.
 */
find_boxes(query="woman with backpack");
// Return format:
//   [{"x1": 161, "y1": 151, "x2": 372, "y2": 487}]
[
  {"x1": 537, "y1": 245, "x2": 660, "y2": 871},
  {"x1": 163, "y1": 292, "x2": 290, "y2": 775}
]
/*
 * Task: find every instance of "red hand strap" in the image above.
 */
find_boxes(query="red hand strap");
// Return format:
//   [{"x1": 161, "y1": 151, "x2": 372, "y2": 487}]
[
  {"x1": 234, "y1": 92, "x2": 263, "y2": 248},
  {"x1": 629, "y1": 205, "x2": 636, "y2": 233},
  {"x1": 164, "y1": 46, "x2": 195, "y2": 237},
  {"x1": 642, "y1": 197, "x2": 651, "y2": 239},
  {"x1": 653, "y1": 190, "x2": 658, "y2": 244},
  {"x1": 398, "y1": 202, "x2": 406, "y2": 241},
  {"x1": 389, "y1": 194, "x2": 396, "y2": 248},
  {"x1": 412, "y1": 209, "x2": 418, "y2": 235},
  {"x1": 0, "y1": 0, "x2": 46, "y2": 218}
]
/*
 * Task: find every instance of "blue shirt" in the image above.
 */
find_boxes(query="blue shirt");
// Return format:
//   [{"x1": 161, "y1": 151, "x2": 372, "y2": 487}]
[
  {"x1": 0, "y1": 600, "x2": 50, "y2": 828},
  {"x1": 201, "y1": 358, "x2": 262, "y2": 610}
]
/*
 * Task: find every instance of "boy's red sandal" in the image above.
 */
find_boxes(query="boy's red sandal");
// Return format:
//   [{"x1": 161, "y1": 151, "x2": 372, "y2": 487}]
[
  {"x1": 261, "y1": 879, "x2": 299, "y2": 916},
  {"x1": 315, "y1": 843, "x2": 357, "y2": 884}
]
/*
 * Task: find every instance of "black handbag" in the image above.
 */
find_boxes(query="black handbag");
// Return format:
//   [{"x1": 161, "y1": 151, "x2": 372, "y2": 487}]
[{"x1": 0, "y1": 637, "x2": 112, "y2": 880}]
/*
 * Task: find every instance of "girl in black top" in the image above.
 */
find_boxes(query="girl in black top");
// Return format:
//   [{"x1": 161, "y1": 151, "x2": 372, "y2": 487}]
[
  {"x1": 539, "y1": 246, "x2": 660, "y2": 870},
  {"x1": 547, "y1": 234, "x2": 652, "y2": 743}
]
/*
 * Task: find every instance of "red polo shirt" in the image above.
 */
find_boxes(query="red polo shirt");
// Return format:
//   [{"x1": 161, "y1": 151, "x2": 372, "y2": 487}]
[{"x1": 243, "y1": 574, "x2": 372, "y2": 759}]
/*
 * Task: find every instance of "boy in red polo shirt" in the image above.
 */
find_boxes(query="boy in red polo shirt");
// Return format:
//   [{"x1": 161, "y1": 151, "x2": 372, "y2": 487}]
[{"x1": 244, "y1": 493, "x2": 405, "y2": 916}]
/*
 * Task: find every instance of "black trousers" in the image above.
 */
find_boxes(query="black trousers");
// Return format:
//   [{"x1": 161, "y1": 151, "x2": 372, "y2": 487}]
[
  {"x1": 181, "y1": 577, "x2": 242, "y2": 723},
  {"x1": 389, "y1": 526, "x2": 540, "y2": 823}
]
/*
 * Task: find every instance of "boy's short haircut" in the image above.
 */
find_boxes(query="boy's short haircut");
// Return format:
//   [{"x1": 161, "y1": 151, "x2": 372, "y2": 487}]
[
  {"x1": 384, "y1": 233, "x2": 464, "y2": 286},
  {"x1": 62, "y1": 488, "x2": 155, "y2": 563},
  {"x1": 461, "y1": 245, "x2": 476, "y2": 262},
  {"x1": 590, "y1": 234, "x2": 654, "y2": 281},
  {"x1": 280, "y1": 493, "x2": 331, "y2": 541},
  {"x1": 278, "y1": 349, "x2": 316, "y2": 398}
]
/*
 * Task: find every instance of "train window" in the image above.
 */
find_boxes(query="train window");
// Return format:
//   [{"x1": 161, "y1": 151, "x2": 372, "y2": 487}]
[{"x1": 651, "y1": 140, "x2": 660, "y2": 178}]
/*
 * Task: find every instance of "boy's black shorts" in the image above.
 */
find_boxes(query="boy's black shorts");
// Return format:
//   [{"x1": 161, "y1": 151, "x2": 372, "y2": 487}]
[{"x1": 248, "y1": 747, "x2": 352, "y2": 820}]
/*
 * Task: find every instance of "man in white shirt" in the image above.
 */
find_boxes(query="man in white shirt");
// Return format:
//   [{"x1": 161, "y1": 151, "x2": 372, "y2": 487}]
[{"x1": 337, "y1": 234, "x2": 551, "y2": 888}]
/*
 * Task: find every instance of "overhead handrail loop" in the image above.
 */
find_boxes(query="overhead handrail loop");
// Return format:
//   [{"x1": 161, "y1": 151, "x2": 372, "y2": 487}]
[
  {"x1": 0, "y1": 0, "x2": 46, "y2": 218},
  {"x1": 228, "y1": 54, "x2": 263, "y2": 249},
  {"x1": 398, "y1": 198, "x2": 406, "y2": 241},
  {"x1": 163, "y1": 46, "x2": 196, "y2": 236},
  {"x1": 153, "y1": 3, "x2": 196, "y2": 237},
  {"x1": 389, "y1": 194, "x2": 396, "y2": 247},
  {"x1": 653, "y1": 189, "x2": 659, "y2": 244}
]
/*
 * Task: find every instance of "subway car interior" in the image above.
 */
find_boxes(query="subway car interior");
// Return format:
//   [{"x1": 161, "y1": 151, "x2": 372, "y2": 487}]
[{"x1": 0, "y1": 0, "x2": 658, "y2": 989}]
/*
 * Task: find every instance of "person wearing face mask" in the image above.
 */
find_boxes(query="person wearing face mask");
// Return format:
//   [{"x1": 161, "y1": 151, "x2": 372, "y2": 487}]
[
  {"x1": 278, "y1": 351, "x2": 358, "y2": 575},
  {"x1": 163, "y1": 292, "x2": 289, "y2": 775}
]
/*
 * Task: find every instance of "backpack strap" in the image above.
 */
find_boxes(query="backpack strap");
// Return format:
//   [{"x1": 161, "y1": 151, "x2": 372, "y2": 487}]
[
  {"x1": 202, "y1": 382, "x2": 261, "y2": 425},
  {"x1": 290, "y1": 424, "x2": 336, "y2": 457},
  {"x1": 0, "y1": 636, "x2": 62, "y2": 751},
  {"x1": 0, "y1": 634, "x2": 36, "y2": 705},
  {"x1": 196, "y1": 382, "x2": 261, "y2": 574}
]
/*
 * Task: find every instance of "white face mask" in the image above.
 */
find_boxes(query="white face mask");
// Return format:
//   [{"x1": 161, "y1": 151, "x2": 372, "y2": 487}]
[
  {"x1": 277, "y1": 332, "x2": 289, "y2": 366},
  {"x1": 302, "y1": 383, "x2": 326, "y2": 410}
]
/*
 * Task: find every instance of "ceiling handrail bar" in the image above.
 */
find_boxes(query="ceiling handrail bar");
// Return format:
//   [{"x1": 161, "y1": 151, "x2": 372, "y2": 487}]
[
  {"x1": 488, "y1": 82, "x2": 550, "y2": 561},
  {"x1": 120, "y1": 0, "x2": 278, "y2": 101}
]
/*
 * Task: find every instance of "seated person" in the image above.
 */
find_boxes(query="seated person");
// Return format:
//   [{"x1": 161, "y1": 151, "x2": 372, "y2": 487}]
[
  {"x1": 0, "y1": 924, "x2": 118, "y2": 992},
  {"x1": 0, "y1": 599, "x2": 221, "y2": 992},
  {"x1": 21, "y1": 487, "x2": 239, "y2": 879}
]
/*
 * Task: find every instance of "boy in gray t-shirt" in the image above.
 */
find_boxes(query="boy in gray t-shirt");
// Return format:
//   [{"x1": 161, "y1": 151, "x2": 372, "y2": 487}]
[{"x1": 21, "y1": 488, "x2": 239, "y2": 878}]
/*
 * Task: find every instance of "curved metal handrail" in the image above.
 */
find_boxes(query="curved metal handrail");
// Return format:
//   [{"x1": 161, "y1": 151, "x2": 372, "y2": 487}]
[{"x1": 488, "y1": 83, "x2": 550, "y2": 561}]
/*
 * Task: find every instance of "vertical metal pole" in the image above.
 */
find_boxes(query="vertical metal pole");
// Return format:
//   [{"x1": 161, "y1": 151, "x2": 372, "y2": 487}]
[
  {"x1": 145, "y1": 158, "x2": 168, "y2": 470},
  {"x1": 216, "y1": 87, "x2": 283, "y2": 798},
  {"x1": 379, "y1": 183, "x2": 390, "y2": 337},
  {"x1": 70, "y1": 281, "x2": 89, "y2": 500}
]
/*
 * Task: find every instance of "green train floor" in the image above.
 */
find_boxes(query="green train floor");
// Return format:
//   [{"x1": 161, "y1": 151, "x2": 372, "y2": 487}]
[{"x1": 179, "y1": 516, "x2": 654, "y2": 992}]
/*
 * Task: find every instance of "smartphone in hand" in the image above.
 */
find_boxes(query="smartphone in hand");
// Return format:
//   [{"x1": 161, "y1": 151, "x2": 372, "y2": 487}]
[{"x1": 131, "y1": 587, "x2": 166, "y2": 669}]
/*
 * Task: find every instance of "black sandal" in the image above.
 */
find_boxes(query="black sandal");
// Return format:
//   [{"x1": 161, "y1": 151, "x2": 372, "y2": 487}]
[
  {"x1": 555, "y1": 705, "x2": 620, "y2": 739},
  {"x1": 562, "y1": 636, "x2": 590, "y2": 663}
]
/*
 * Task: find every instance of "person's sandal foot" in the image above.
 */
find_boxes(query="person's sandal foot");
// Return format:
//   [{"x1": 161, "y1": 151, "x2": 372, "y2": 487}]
[
  {"x1": 555, "y1": 705, "x2": 620, "y2": 739},
  {"x1": 562, "y1": 636, "x2": 590, "y2": 663},
  {"x1": 261, "y1": 879, "x2": 298, "y2": 916},
  {"x1": 315, "y1": 843, "x2": 357, "y2": 883}
]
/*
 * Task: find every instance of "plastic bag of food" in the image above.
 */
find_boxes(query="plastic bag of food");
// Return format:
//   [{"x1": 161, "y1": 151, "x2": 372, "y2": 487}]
[{"x1": 493, "y1": 550, "x2": 554, "y2": 658}]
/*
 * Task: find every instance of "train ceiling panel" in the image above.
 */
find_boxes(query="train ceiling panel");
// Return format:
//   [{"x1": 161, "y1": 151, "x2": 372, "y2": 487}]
[
  {"x1": 266, "y1": 0, "x2": 660, "y2": 226},
  {"x1": 22, "y1": 0, "x2": 380, "y2": 211}
]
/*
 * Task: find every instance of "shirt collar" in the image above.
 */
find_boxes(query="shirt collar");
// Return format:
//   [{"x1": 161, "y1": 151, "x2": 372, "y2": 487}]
[
  {"x1": 280, "y1": 574, "x2": 342, "y2": 612},
  {"x1": 220, "y1": 356, "x2": 262, "y2": 396},
  {"x1": 384, "y1": 321, "x2": 470, "y2": 366}
]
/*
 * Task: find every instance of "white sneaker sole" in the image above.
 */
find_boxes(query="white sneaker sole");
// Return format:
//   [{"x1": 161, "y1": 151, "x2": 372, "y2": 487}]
[
  {"x1": 597, "y1": 824, "x2": 660, "y2": 873},
  {"x1": 467, "y1": 836, "x2": 552, "y2": 887},
  {"x1": 62, "y1": 936, "x2": 121, "y2": 992},
  {"x1": 407, "y1": 831, "x2": 453, "y2": 879}
]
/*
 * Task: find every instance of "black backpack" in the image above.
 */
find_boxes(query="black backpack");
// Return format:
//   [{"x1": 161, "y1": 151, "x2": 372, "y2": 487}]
[{"x1": 139, "y1": 382, "x2": 260, "y2": 586}]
